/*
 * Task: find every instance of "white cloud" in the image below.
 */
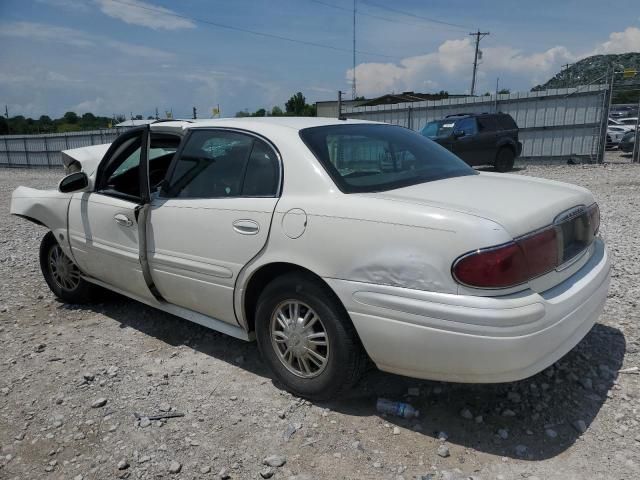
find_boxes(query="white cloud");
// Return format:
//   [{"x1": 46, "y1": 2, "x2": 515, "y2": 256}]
[
  {"x1": 0, "y1": 21, "x2": 174, "y2": 60},
  {"x1": 592, "y1": 27, "x2": 640, "y2": 54},
  {"x1": 348, "y1": 26, "x2": 640, "y2": 97},
  {"x1": 95, "y1": 0, "x2": 195, "y2": 30}
]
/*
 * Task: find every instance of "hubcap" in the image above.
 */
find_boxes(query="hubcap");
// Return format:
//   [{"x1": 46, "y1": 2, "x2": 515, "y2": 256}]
[
  {"x1": 48, "y1": 244, "x2": 81, "y2": 291},
  {"x1": 270, "y1": 300, "x2": 329, "y2": 379}
]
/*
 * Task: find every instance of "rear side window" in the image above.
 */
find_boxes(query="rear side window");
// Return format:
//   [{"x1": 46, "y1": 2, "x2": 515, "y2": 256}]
[
  {"x1": 165, "y1": 130, "x2": 279, "y2": 198},
  {"x1": 300, "y1": 124, "x2": 476, "y2": 194},
  {"x1": 454, "y1": 117, "x2": 478, "y2": 136},
  {"x1": 496, "y1": 115, "x2": 518, "y2": 130},
  {"x1": 477, "y1": 116, "x2": 498, "y2": 131}
]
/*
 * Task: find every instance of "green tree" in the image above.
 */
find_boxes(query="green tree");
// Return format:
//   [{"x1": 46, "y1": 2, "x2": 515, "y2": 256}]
[
  {"x1": 498, "y1": 88, "x2": 511, "y2": 94},
  {"x1": 285, "y1": 92, "x2": 307, "y2": 115},
  {"x1": 63, "y1": 111, "x2": 79, "y2": 124},
  {"x1": 271, "y1": 106, "x2": 283, "y2": 116},
  {"x1": 0, "y1": 116, "x2": 8, "y2": 135}
]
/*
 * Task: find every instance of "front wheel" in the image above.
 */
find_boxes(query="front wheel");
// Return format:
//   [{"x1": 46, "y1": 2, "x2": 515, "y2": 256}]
[
  {"x1": 255, "y1": 273, "x2": 366, "y2": 401},
  {"x1": 494, "y1": 147, "x2": 515, "y2": 172},
  {"x1": 39, "y1": 231, "x2": 100, "y2": 303}
]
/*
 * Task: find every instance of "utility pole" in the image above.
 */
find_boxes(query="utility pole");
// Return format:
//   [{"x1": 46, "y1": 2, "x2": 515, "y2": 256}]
[
  {"x1": 155, "y1": 107, "x2": 159, "y2": 120},
  {"x1": 469, "y1": 30, "x2": 489, "y2": 96},
  {"x1": 4, "y1": 105, "x2": 8, "y2": 119},
  {"x1": 352, "y1": 0, "x2": 357, "y2": 100},
  {"x1": 192, "y1": 106, "x2": 197, "y2": 119},
  {"x1": 337, "y1": 90, "x2": 343, "y2": 119}
]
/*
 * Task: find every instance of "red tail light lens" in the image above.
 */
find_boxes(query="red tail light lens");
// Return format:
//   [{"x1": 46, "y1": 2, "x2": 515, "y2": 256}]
[
  {"x1": 518, "y1": 227, "x2": 558, "y2": 278},
  {"x1": 453, "y1": 203, "x2": 600, "y2": 289},
  {"x1": 453, "y1": 242, "x2": 529, "y2": 289}
]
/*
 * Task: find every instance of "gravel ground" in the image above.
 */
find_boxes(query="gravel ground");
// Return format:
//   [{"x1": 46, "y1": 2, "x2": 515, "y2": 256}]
[{"x1": 1, "y1": 158, "x2": 639, "y2": 480}]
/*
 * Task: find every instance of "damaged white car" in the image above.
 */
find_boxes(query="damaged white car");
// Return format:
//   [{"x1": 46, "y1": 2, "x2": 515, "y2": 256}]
[{"x1": 10, "y1": 118, "x2": 610, "y2": 400}]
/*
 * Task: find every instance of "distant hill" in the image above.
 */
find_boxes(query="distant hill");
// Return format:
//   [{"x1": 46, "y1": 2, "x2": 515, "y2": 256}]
[{"x1": 532, "y1": 53, "x2": 640, "y2": 103}]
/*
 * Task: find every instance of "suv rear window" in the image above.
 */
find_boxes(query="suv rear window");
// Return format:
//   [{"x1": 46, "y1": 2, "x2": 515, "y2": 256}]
[
  {"x1": 299, "y1": 124, "x2": 476, "y2": 194},
  {"x1": 477, "y1": 116, "x2": 498, "y2": 131},
  {"x1": 497, "y1": 114, "x2": 518, "y2": 130}
]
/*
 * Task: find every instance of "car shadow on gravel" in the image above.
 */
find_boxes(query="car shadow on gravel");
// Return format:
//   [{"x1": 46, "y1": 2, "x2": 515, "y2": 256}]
[
  {"x1": 62, "y1": 297, "x2": 625, "y2": 461},
  {"x1": 333, "y1": 322, "x2": 625, "y2": 461}
]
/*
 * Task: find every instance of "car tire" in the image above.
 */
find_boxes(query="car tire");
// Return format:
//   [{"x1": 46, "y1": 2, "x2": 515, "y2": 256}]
[
  {"x1": 255, "y1": 272, "x2": 367, "y2": 401},
  {"x1": 494, "y1": 147, "x2": 515, "y2": 172},
  {"x1": 39, "y1": 231, "x2": 100, "y2": 304}
]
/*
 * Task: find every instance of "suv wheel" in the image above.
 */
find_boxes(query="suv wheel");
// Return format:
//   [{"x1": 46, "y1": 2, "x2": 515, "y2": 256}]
[
  {"x1": 255, "y1": 272, "x2": 366, "y2": 401},
  {"x1": 40, "y1": 231, "x2": 100, "y2": 303},
  {"x1": 494, "y1": 147, "x2": 515, "y2": 172}
]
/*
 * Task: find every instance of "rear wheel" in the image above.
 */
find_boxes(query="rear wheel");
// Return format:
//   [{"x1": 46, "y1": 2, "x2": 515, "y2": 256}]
[
  {"x1": 39, "y1": 231, "x2": 100, "y2": 303},
  {"x1": 255, "y1": 272, "x2": 366, "y2": 401},
  {"x1": 494, "y1": 147, "x2": 515, "y2": 172}
]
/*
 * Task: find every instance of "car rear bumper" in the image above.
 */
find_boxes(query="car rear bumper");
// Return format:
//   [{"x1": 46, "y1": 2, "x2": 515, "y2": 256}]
[{"x1": 325, "y1": 238, "x2": 610, "y2": 383}]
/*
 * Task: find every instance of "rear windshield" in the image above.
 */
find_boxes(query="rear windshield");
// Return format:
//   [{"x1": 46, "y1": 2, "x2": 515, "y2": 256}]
[{"x1": 299, "y1": 124, "x2": 476, "y2": 193}]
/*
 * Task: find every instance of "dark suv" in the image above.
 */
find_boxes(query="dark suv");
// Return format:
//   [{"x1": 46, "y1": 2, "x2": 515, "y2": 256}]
[{"x1": 420, "y1": 112, "x2": 522, "y2": 172}]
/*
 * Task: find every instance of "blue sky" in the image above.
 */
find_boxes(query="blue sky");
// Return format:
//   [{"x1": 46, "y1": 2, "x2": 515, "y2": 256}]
[{"x1": 0, "y1": 0, "x2": 639, "y2": 119}]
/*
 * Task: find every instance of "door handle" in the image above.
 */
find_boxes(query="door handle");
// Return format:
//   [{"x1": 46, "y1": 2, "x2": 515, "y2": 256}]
[
  {"x1": 114, "y1": 213, "x2": 133, "y2": 227},
  {"x1": 232, "y1": 219, "x2": 259, "y2": 235}
]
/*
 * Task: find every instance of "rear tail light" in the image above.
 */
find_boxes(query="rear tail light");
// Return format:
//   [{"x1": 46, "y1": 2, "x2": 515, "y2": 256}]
[{"x1": 453, "y1": 203, "x2": 600, "y2": 289}]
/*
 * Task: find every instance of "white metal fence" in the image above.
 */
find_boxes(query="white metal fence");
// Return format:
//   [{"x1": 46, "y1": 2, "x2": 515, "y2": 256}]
[
  {"x1": 342, "y1": 84, "x2": 609, "y2": 163},
  {"x1": 0, "y1": 128, "x2": 130, "y2": 167}
]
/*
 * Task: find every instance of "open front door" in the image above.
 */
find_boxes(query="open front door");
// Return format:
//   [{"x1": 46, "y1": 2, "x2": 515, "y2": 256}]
[{"x1": 68, "y1": 127, "x2": 153, "y2": 300}]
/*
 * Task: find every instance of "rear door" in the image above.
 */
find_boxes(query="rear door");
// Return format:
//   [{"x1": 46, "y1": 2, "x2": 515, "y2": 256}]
[
  {"x1": 451, "y1": 117, "x2": 480, "y2": 164},
  {"x1": 474, "y1": 115, "x2": 499, "y2": 163},
  {"x1": 147, "y1": 128, "x2": 281, "y2": 323}
]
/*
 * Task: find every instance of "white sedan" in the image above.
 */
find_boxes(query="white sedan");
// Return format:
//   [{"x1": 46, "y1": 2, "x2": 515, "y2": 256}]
[{"x1": 10, "y1": 117, "x2": 610, "y2": 400}]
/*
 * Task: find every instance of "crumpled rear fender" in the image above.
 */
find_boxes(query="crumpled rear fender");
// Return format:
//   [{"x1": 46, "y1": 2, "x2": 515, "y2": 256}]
[{"x1": 10, "y1": 187, "x2": 73, "y2": 256}]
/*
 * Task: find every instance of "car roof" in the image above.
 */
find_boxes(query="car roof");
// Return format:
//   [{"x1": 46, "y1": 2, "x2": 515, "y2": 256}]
[{"x1": 149, "y1": 116, "x2": 380, "y2": 135}]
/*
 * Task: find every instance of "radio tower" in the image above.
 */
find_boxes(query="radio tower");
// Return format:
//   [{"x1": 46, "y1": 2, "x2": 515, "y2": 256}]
[{"x1": 352, "y1": 0, "x2": 356, "y2": 100}]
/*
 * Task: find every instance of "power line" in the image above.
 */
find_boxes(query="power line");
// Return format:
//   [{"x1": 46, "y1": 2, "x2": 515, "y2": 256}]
[
  {"x1": 361, "y1": 0, "x2": 470, "y2": 30},
  {"x1": 306, "y1": 0, "x2": 460, "y2": 30},
  {"x1": 108, "y1": 0, "x2": 402, "y2": 60}
]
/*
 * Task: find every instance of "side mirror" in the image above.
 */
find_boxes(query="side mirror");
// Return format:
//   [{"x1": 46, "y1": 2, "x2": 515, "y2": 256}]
[
  {"x1": 59, "y1": 171, "x2": 89, "y2": 193},
  {"x1": 453, "y1": 130, "x2": 466, "y2": 139}
]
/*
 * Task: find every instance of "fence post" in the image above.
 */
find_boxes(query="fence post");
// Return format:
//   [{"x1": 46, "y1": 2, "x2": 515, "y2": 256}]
[
  {"x1": 23, "y1": 136, "x2": 29, "y2": 168},
  {"x1": 44, "y1": 135, "x2": 51, "y2": 167},
  {"x1": 633, "y1": 98, "x2": 640, "y2": 163},
  {"x1": 3, "y1": 137, "x2": 10, "y2": 167},
  {"x1": 407, "y1": 106, "x2": 413, "y2": 130}
]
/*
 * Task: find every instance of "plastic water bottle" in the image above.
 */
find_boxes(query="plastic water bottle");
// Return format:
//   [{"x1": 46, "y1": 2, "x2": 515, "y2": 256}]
[{"x1": 376, "y1": 398, "x2": 419, "y2": 419}]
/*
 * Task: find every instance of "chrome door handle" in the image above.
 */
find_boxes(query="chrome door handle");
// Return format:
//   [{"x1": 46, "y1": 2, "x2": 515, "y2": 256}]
[
  {"x1": 232, "y1": 219, "x2": 259, "y2": 235},
  {"x1": 114, "y1": 213, "x2": 133, "y2": 227}
]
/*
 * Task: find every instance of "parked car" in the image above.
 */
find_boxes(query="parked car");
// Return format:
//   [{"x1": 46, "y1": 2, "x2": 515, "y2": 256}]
[
  {"x1": 10, "y1": 118, "x2": 610, "y2": 400},
  {"x1": 616, "y1": 117, "x2": 639, "y2": 127},
  {"x1": 607, "y1": 126, "x2": 629, "y2": 147},
  {"x1": 608, "y1": 118, "x2": 635, "y2": 132},
  {"x1": 420, "y1": 113, "x2": 522, "y2": 172},
  {"x1": 619, "y1": 130, "x2": 636, "y2": 153}
]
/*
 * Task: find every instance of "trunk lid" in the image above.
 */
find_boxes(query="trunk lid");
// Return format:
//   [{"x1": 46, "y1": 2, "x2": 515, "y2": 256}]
[
  {"x1": 364, "y1": 171, "x2": 594, "y2": 238},
  {"x1": 61, "y1": 144, "x2": 111, "y2": 175}
]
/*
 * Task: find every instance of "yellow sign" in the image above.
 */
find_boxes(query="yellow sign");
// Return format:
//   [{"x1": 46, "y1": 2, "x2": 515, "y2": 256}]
[{"x1": 623, "y1": 68, "x2": 637, "y2": 79}]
